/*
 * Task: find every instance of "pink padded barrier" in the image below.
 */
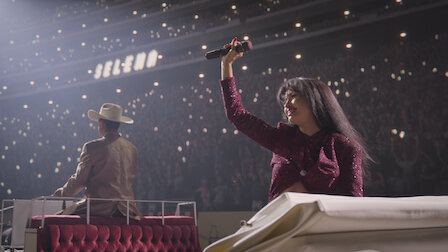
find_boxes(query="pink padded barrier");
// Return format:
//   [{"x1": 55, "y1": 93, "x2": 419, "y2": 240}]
[{"x1": 32, "y1": 215, "x2": 201, "y2": 252}]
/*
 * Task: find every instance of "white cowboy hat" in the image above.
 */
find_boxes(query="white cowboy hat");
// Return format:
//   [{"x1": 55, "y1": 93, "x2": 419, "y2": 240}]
[{"x1": 88, "y1": 103, "x2": 133, "y2": 124}]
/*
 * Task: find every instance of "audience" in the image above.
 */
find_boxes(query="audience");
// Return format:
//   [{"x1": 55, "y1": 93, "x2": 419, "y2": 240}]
[{"x1": 0, "y1": 1, "x2": 447, "y2": 212}]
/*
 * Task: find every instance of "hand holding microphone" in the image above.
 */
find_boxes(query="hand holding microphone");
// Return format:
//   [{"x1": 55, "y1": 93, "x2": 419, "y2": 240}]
[
  {"x1": 205, "y1": 38, "x2": 253, "y2": 60},
  {"x1": 219, "y1": 37, "x2": 249, "y2": 79}
]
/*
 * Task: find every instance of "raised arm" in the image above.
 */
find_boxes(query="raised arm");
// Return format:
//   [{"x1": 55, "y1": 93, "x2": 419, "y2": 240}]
[{"x1": 220, "y1": 38, "x2": 296, "y2": 157}]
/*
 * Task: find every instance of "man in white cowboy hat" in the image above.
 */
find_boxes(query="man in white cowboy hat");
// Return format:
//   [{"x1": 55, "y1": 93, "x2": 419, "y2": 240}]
[{"x1": 53, "y1": 103, "x2": 140, "y2": 219}]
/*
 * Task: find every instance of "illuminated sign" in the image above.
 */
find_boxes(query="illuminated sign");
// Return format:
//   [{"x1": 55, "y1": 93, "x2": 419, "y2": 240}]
[{"x1": 93, "y1": 50, "x2": 158, "y2": 80}]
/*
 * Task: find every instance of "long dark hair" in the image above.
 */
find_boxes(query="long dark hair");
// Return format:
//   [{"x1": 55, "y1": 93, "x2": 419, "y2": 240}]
[{"x1": 277, "y1": 77, "x2": 373, "y2": 166}]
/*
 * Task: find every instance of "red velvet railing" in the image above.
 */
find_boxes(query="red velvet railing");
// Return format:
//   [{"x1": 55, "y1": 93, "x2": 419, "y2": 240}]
[{"x1": 32, "y1": 215, "x2": 201, "y2": 252}]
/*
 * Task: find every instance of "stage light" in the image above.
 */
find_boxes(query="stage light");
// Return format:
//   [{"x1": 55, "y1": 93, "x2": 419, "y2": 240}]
[
  {"x1": 295, "y1": 54, "x2": 302, "y2": 59},
  {"x1": 57, "y1": 47, "x2": 61, "y2": 52},
  {"x1": 154, "y1": 126, "x2": 159, "y2": 132},
  {"x1": 243, "y1": 35, "x2": 249, "y2": 41},
  {"x1": 54, "y1": 76, "x2": 59, "y2": 80},
  {"x1": 177, "y1": 146, "x2": 182, "y2": 152},
  {"x1": 344, "y1": 10, "x2": 350, "y2": 16},
  {"x1": 242, "y1": 65, "x2": 248, "y2": 71},
  {"x1": 345, "y1": 43, "x2": 352, "y2": 49},
  {"x1": 199, "y1": 73, "x2": 205, "y2": 78},
  {"x1": 23, "y1": 104, "x2": 28, "y2": 109},
  {"x1": 103, "y1": 37, "x2": 108, "y2": 41},
  {"x1": 16, "y1": 165, "x2": 20, "y2": 170},
  {"x1": 82, "y1": 24, "x2": 86, "y2": 28},
  {"x1": 202, "y1": 128, "x2": 207, "y2": 133},
  {"x1": 162, "y1": 2, "x2": 167, "y2": 7},
  {"x1": 231, "y1": 5, "x2": 237, "y2": 10},
  {"x1": 7, "y1": 189, "x2": 12, "y2": 195},
  {"x1": 87, "y1": 69, "x2": 92, "y2": 74},
  {"x1": 194, "y1": 14, "x2": 199, "y2": 19},
  {"x1": 132, "y1": 30, "x2": 138, "y2": 35},
  {"x1": 222, "y1": 128, "x2": 227, "y2": 134},
  {"x1": 57, "y1": 29, "x2": 62, "y2": 34},
  {"x1": 201, "y1": 45, "x2": 207, "y2": 50},
  {"x1": 54, "y1": 168, "x2": 59, "y2": 173},
  {"x1": 30, "y1": 81, "x2": 35, "y2": 85},
  {"x1": 234, "y1": 130, "x2": 239, "y2": 135},
  {"x1": 116, "y1": 88, "x2": 122, "y2": 93},
  {"x1": 154, "y1": 81, "x2": 159, "y2": 86},
  {"x1": 37, "y1": 173, "x2": 42, "y2": 178},
  {"x1": 162, "y1": 22, "x2": 167, "y2": 27},
  {"x1": 400, "y1": 32, "x2": 407, "y2": 38},
  {"x1": 295, "y1": 22, "x2": 301, "y2": 28},
  {"x1": 399, "y1": 131, "x2": 405, "y2": 138},
  {"x1": 2, "y1": 86, "x2": 7, "y2": 90},
  {"x1": 335, "y1": 89, "x2": 340, "y2": 95},
  {"x1": 104, "y1": 18, "x2": 109, "y2": 23},
  {"x1": 132, "y1": 10, "x2": 137, "y2": 15}
]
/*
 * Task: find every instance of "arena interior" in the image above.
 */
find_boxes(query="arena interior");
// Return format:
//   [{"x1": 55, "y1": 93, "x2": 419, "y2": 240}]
[{"x1": 0, "y1": 0, "x2": 447, "y2": 215}]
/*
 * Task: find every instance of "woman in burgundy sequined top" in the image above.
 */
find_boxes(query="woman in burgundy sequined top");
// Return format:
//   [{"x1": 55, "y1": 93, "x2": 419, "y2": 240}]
[{"x1": 220, "y1": 38, "x2": 371, "y2": 202}]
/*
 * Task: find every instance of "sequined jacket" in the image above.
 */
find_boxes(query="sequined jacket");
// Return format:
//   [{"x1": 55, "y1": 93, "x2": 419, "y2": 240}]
[{"x1": 220, "y1": 77, "x2": 363, "y2": 201}]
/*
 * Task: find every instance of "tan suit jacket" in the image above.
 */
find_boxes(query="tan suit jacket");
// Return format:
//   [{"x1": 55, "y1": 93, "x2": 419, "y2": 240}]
[{"x1": 58, "y1": 132, "x2": 140, "y2": 219}]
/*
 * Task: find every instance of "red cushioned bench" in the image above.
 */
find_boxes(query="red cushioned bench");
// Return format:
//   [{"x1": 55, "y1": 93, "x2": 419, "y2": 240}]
[{"x1": 29, "y1": 215, "x2": 201, "y2": 251}]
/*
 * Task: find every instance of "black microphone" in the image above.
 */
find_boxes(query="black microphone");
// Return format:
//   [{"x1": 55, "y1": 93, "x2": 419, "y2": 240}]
[{"x1": 205, "y1": 41, "x2": 253, "y2": 60}]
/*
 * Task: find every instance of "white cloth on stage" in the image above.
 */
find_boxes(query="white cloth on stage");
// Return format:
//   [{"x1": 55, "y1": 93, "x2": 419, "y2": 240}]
[{"x1": 205, "y1": 193, "x2": 448, "y2": 252}]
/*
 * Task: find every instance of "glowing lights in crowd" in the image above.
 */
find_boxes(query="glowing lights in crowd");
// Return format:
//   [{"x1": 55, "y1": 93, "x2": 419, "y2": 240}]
[
  {"x1": 198, "y1": 73, "x2": 205, "y2": 78},
  {"x1": 201, "y1": 45, "x2": 207, "y2": 50},
  {"x1": 345, "y1": 43, "x2": 352, "y2": 49},
  {"x1": 115, "y1": 88, "x2": 122, "y2": 94},
  {"x1": 295, "y1": 22, "x2": 301, "y2": 28},
  {"x1": 242, "y1": 65, "x2": 248, "y2": 71},
  {"x1": 344, "y1": 10, "x2": 350, "y2": 16},
  {"x1": 295, "y1": 54, "x2": 302, "y2": 60},
  {"x1": 400, "y1": 32, "x2": 407, "y2": 38},
  {"x1": 243, "y1": 35, "x2": 249, "y2": 41}
]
